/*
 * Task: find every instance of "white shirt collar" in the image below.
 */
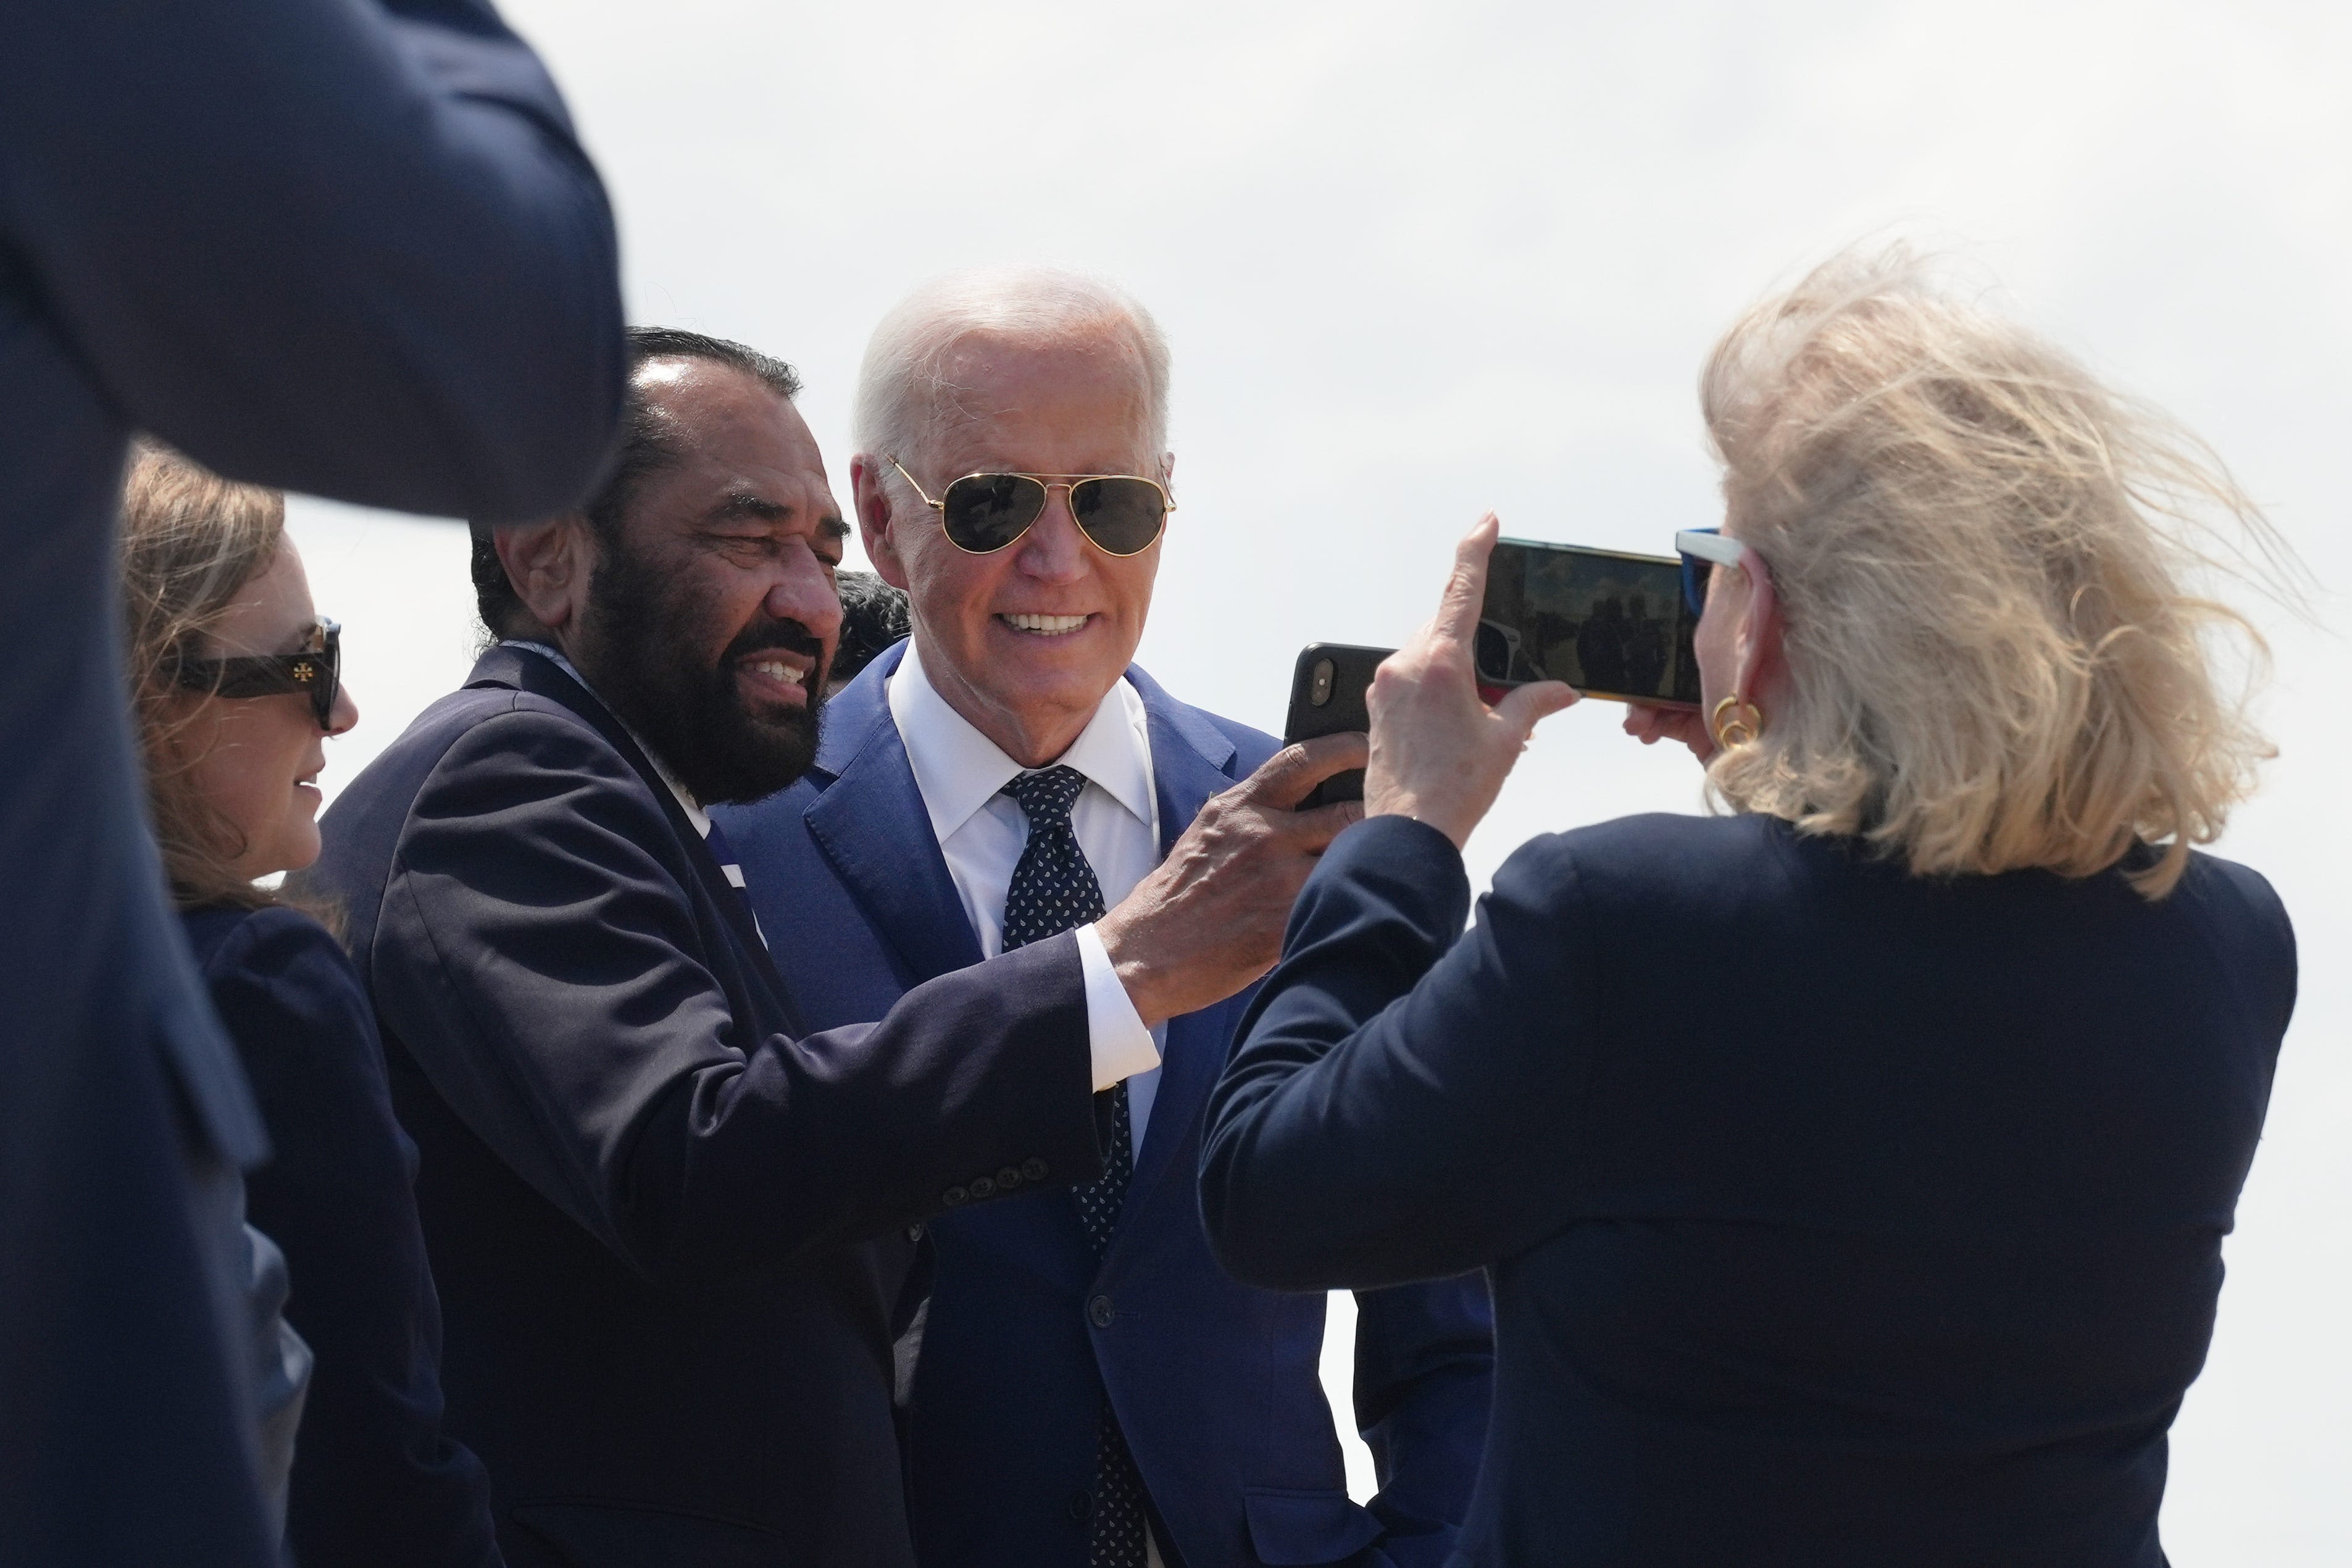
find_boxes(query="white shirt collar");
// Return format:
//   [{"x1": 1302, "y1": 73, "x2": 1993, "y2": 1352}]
[
  {"x1": 888, "y1": 636, "x2": 1155, "y2": 844},
  {"x1": 503, "y1": 639, "x2": 712, "y2": 837}
]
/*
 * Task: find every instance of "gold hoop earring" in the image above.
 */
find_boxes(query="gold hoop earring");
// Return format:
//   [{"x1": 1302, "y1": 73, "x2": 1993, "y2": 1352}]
[{"x1": 1711, "y1": 694, "x2": 1764, "y2": 750}]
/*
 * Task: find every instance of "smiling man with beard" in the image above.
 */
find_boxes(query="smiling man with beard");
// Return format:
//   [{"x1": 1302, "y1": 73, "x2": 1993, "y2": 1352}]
[{"x1": 300, "y1": 328, "x2": 1358, "y2": 1568}]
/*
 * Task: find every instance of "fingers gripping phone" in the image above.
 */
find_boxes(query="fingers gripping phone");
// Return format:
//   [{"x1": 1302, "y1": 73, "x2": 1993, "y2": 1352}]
[
  {"x1": 1475, "y1": 538, "x2": 1702, "y2": 708},
  {"x1": 1283, "y1": 540, "x2": 1697, "y2": 807},
  {"x1": 1282, "y1": 643, "x2": 1393, "y2": 808}
]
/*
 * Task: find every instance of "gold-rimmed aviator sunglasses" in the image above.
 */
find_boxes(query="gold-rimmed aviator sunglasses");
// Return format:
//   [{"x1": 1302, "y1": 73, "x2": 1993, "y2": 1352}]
[{"x1": 886, "y1": 457, "x2": 1172, "y2": 557}]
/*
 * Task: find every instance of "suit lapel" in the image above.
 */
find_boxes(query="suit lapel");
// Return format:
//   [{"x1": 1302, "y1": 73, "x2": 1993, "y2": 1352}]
[
  {"x1": 1130, "y1": 666, "x2": 1240, "y2": 863},
  {"x1": 1124, "y1": 999, "x2": 1240, "y2": 1227},
  {"x1": 803, "y1": 644, "x2": 983, "y2": 988},
  {"x1": 1117, "y1": 668, "x2": 1243, "y2": 1226},
  {"x1": 803, "y1": 654, "x2": 1250, "y2": 1235}
]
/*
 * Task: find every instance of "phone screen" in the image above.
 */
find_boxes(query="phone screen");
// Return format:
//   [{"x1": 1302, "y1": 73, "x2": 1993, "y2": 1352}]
[{"x1": 1475, "y1": 537, "x2": 1701, "y2": 707}]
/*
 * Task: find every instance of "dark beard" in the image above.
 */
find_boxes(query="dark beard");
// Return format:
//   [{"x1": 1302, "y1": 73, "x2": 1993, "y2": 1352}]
[{"x1": 574, "y1": 543, "x2": 827, "y2": 806}]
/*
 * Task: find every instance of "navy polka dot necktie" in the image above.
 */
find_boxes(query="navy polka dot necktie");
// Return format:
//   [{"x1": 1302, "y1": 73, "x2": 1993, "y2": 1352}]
[
  {"x1": 998, "y1": 765, "x2": 1149, "y2": 1568},
  {"x1": 1000, "y1": 766, "x2": 1108, "y2": 953}
]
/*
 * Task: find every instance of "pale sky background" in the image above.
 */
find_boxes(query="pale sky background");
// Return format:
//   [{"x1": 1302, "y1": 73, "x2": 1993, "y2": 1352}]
[{"x1": 289, "y1": 1, "x2": 2350, "y2": 1556}]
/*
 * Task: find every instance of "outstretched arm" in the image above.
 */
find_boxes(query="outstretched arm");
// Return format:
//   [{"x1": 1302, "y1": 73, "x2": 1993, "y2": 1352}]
[
  {"x1": 1203, "y1": 513, "x2": 1590, "y2": 1289},
  {"x1": 375, "y1": 709, "x2": 1107, "y2": 1280},
  {"x1": 1200, "y1": 815, "x2": 1596, "y2": 1290}
]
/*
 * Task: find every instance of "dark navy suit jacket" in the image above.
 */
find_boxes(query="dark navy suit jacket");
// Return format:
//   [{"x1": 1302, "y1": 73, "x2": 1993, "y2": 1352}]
[
  {"x1": 715, "y1": 642, "x2": 1493, "y2": 1568},
  {"x1": 183, "y1": 904, "x2": 503, "y2": 1568},
  {"x1": 0, "y1": 4, "x2": 622, "y2": 1562},
  {"x1": 304, "y1": 645, "x2": 1118, "y2": 1568},
  {"x1": 1203, "y1": 812, "x2": 2297, "y2": 1567}
]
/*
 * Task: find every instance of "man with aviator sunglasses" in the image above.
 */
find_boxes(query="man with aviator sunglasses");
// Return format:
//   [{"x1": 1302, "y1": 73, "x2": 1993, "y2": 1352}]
[
  {"x1": 717, "y1": 269, "x2": 1492, "y2": 1568},
  {"x1": 883, "y1": 458, "x2": 1174, "y2": 559}
]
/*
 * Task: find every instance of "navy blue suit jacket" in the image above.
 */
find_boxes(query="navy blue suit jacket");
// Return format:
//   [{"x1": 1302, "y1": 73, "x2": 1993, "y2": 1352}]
[
  {"x1": 183, "y1": 904, "x2": 502, "y2": 1568},
  {"x1": 304, "y1": 645, "x2": 1116, "y2": 1568},
  {"x1": 0, "y1": 3, "x2": 622, "y2": 1562},
  {"x1": 715, "y1": 643, "x2": 1493, "y2": 1568},
  {"x1": 1203, "y1": 812, "x2": 2297, "y2": 1567}
]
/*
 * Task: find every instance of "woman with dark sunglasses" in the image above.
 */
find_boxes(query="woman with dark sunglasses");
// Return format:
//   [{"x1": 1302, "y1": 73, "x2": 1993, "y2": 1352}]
[
  {"x1": 120, "y1": 444, "x2": 503, "y2": 1568},
  {"x1": 1202, "y1": 249, "x2": 2296, "y2": 1567}
]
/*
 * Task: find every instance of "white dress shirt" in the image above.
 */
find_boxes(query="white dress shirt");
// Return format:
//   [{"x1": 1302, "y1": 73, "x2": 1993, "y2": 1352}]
[{"x1": 888, "y1": 638, "x2": 1166, "y2": 1153}]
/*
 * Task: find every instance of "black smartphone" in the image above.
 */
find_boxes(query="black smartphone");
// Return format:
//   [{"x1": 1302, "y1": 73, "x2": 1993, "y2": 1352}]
[
  {"x1": 1475, "y1": 537, "x2": 1701, "y2": 708},
  {"x1": 1282, "y1": 643, "x2": 1394, "y2": 808}
]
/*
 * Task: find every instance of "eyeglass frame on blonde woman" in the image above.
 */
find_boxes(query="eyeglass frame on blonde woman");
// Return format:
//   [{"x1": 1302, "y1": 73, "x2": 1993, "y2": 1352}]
[
  {"x1": 885, "y1": 456, "x2": 1173, "y2": 557},
  {"x1": 1675, "y1": 529, "x2": 1775, "y2": 619}
]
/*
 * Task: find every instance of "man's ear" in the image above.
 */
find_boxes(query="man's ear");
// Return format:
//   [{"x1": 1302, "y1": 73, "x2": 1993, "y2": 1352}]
[
  {"x1": 494, "y1": 513, "x2": 597, "y2": 636},
  {"x1": 851, "y1": 456, "x2": 912, "y2": 592}
]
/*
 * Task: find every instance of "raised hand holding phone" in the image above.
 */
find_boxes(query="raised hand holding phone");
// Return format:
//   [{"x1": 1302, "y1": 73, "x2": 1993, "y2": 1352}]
[
  {"x1": 1098, "y1": 730, "x2": 1367, "y2": 1027},
  {"x1": 1366, "y1": 515, "x2": 1578, "y2": 849},
  {"x1": 1622, "y1": 701, "x2": 1716, "y2": 761}
]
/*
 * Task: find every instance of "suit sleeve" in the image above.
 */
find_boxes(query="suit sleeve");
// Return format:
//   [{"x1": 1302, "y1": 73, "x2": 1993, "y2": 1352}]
[
  {"x1": 1201, "y1": 815, "x2": 1598, "y2": 1290},
  {"x1": 204, "y1": 909, "x2": 501, "y2": 1568},
  {"x1": 374, "y1": 709, "x2": 1106, "y2": 1281},
  {"x1": 1348, "y1": 1277, "x2": 1493, "y2": 1568},
  {"x1": 0, "y1": 0, "x2": 625, "y2": 520}
]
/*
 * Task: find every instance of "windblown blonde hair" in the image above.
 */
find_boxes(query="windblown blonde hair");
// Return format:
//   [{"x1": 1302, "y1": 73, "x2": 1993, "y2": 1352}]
[
  {"x1": 1699, "y1": 247, "x2": 2283, "y2": 898},
  {"x1": 118, "y1": 442, "x2": 290, "y2": 912}
]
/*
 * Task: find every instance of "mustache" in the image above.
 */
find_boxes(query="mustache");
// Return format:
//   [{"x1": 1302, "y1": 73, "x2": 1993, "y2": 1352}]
[{"x1": 720, "y1": 617, "x2": 827, "y2": 668}]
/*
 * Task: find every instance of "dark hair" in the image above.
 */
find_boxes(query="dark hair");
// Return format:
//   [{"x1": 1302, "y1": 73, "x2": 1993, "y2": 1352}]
[
  {"x1": 829, "y1": 570, "x2": 912, "y2": 688},
  {"x1": 470, "y1": 327, "x2": 804, "y2": 636}
]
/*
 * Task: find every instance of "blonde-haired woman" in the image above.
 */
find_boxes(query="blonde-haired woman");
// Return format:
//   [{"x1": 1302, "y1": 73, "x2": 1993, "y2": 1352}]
[
  {"x1": 1202, "y1": 251, "x2": 2295, "y2": 1567},
  {"x1": 122, "y1": 446, "x2": 503, "y2": 1568}
]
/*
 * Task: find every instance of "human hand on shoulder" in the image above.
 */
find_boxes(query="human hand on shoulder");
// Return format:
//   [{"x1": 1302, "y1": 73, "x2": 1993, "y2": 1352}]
[{"x1": 1364, "y1": 515, "x2": 1577, "y2": 850}]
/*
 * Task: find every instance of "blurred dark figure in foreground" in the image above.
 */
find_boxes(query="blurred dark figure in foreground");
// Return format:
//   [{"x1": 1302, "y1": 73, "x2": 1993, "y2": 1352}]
[
  {"x1": 121, "y1": 448, "x2": 506, "y2": 1567},
  {"x1": 1203, "y1": 248, "x2": 2296, "y2": 1568},
  {"x1": 826, "y1": 569, "x2": 912, "y2": 696},
  {"x1": 0, "y1": 2, "x2": 625, "y2": 1562}
]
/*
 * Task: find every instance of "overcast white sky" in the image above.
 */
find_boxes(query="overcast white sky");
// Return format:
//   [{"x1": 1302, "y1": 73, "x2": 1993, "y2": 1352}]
[{"x1": 290, "y1": 1, "x2": 2351, "y2": 1554}]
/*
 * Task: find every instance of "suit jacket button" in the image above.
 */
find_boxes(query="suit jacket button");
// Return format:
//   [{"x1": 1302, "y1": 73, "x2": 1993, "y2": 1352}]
[
  {"x1": 1087, "y1": 1294, "x2": 1116, "y2": 1329},
  {"x1": 969, "y1": 1175, "x2": 996, "y2": 1200},
  {"x1": 996, "y1": 1166, "x2": 1022, "y2": 1190},
  {"x1": 1022, "y1": 1157, "x2": 1048, "y2": 1182},
  {"x1": 1066, "y1": 1489, "x2": 1093, "y2": 1520},
  {"x1": 906, "y1": 1222, "x2": 925, "y2": 1242},
  {"x1": 942, "y1": 1186, "x2": 968, "y2": 1208}
]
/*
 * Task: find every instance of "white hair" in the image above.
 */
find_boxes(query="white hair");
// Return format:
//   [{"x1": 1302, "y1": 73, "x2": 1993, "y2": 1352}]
[
  {"x1": 1699, "y1": 244, "x2": 2286, "y2": 898},
  {"x1": 851, "y1": 266, "x2": 1171, "y2": 479}
]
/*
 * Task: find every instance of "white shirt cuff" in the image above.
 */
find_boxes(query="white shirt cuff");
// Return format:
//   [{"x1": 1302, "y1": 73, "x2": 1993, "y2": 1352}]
[{"x1": 1075, "y1": 922, "x2": 1160, "y2": 1092}]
